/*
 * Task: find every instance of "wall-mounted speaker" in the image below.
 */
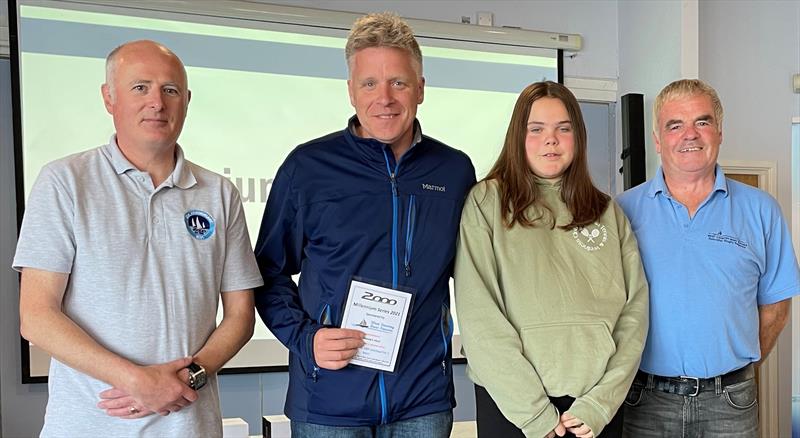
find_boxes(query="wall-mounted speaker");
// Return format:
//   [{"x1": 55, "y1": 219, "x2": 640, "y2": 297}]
[{"x1": 620, "y1": 93, "x2": 646, "y2": 190}]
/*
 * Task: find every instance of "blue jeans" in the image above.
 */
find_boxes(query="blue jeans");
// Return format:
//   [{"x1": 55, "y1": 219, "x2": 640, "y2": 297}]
[
  {"x1": 622, "y1": 374, "x2": 758, "y2": 438},
  {"x1": 291, "y1": 411, "x2": 453, "y2": 438}
]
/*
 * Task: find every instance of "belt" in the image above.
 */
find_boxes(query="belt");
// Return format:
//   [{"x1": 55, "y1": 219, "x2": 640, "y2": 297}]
[{"x1": 635, "y1": 364, "x2": 755, "y2": 397}]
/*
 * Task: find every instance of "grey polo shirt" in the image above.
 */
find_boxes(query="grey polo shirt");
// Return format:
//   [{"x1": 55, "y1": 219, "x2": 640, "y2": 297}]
[{"x1": 13, "y1": 137, "x2": 263, "y2": 438}]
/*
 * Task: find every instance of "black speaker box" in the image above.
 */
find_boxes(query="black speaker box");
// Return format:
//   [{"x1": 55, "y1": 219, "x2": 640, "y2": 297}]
[{"x1": 620, "y1": 93, "x2": 646, "y2": 190}]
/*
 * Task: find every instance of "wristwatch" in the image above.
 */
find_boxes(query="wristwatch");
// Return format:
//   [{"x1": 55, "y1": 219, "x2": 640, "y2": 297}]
[{"x1": 187, "y1": 362, "x2": 207, "y2": 390}]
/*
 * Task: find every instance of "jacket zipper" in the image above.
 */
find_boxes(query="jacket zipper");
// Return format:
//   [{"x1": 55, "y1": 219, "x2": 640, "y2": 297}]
[
  {"x1": 311, "y1": 304, "x2": 331, "y2": 382},
  {"x1": 404, "y1": 195, "x2": 416, "y2": 277},
  {"x1": 380, "y1": 148, "x2": 402, "y2": 424},
  {"x1": 440, "y1": 303, "x2": 452, "y2": 375}
]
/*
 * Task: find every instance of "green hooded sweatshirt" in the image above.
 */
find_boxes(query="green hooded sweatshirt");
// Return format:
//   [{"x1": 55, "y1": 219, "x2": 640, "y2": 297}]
[{"x1": 454, "y1": 179, "x2": 649, "y2": 437}]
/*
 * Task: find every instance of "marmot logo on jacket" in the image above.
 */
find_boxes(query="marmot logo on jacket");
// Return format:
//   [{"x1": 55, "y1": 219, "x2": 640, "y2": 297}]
[
  {"x1": 421, "y1": 183, "x2": 446, "y2": 192},
  {"x1": 572, "y1": 223, "x2": 607, "y2": 252}
]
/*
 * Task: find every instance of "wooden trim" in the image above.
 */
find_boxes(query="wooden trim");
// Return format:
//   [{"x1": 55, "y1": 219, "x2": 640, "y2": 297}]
[
  {"x1": 719, "y1": 160, "x2": 776, "y2": 198},
  {"x1": 719, "y1": 160, "x2": 778, "y2": 438}
]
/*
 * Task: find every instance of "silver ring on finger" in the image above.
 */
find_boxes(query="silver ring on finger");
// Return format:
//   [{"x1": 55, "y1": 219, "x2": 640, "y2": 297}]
[{"x1": 129, "y1": 406, "x2": 140, "y2": 415}]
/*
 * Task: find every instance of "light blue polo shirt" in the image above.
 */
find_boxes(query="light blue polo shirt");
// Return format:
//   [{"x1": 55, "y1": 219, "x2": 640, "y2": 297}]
[{"x1": 616, "y1": 165, "x2": 800, "y2": 378}]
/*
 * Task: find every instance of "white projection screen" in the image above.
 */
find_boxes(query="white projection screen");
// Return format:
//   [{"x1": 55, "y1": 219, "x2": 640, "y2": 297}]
[{"x1": 12, "y1": 0, "x2": 564, "y2": 380}]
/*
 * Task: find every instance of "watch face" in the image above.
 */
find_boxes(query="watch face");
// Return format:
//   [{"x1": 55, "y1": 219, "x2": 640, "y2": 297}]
[{"x1": 196, "y1": 373, "x2": 207, "y2": 390}]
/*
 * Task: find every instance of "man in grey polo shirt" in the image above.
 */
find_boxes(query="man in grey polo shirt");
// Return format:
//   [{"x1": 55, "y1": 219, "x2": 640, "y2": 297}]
[{"x1": 13, "y1": 40, "x2": 263, "y2": 437}]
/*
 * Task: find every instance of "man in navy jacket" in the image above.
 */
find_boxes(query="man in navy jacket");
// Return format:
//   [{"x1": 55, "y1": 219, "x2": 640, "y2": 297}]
[{"x1": 254, "y1": 12, "x2": 475, "y2": 438}]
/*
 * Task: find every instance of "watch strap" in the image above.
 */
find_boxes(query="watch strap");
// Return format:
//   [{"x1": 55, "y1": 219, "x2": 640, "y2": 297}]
[{"x1": 187, "y1": 361, "x2": 207, "y2": 390}]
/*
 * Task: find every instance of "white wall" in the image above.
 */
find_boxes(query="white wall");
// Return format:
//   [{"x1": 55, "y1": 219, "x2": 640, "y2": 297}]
[
  {"x1": 617, "y1": 0, "x2": 687, "y2": 181},
  {"x1": 698, "y1": 3, "x2": 800, "y2": 436},
  {"x1": 700, "y1": 0, "x2": 799, "y2": 210}
]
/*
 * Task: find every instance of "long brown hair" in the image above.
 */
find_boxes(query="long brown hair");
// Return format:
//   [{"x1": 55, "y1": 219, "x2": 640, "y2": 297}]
[{"x1": 486, "y1": 81, "x2": 609, "y2": 230}]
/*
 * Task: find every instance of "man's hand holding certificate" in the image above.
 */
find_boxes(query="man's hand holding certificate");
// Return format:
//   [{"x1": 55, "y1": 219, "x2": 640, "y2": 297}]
[
  {"x1": 313, "y1": 327, "x2": 366, "y2": 370},
  {"x1": 340, "y1": 280, "x2": 413, "y2": 372}
]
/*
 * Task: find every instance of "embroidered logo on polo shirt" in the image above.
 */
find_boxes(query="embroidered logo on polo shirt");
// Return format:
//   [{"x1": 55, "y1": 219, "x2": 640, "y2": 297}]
[
  {"x1": 707, "y1": 231, "x2": 748, "y2": 249},
  {"x1": 572, "y1": 222, "x2": 607, "y2": 252},
  {"x1": 184, "y1": 210, "x2": 215, "y2": 240}
]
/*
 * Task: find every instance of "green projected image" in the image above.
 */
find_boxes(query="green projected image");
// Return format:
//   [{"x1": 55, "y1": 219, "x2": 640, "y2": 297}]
[{"x1": 17, "y1": 2, "x2": 559, "y2": 371}]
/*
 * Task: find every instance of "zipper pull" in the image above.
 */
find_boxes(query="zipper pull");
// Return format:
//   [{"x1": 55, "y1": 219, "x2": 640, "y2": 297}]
[
  {"x1": 441, "y1": 360, "x2": 447, "y2": 375},
  {"x1": 389, "y1": 172, "x2": 398, "y2": 196},
  {"x1": 312, "y1": 366, "x2": 319, "y2": 382},
  {"x1": 404, "y1": 263, "x2": 411, "y2": 277}
]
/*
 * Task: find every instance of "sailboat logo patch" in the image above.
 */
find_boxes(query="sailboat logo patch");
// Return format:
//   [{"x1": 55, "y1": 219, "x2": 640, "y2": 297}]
[{"x1": 184, "y1": 210, "x2": 215, "y2": 240}]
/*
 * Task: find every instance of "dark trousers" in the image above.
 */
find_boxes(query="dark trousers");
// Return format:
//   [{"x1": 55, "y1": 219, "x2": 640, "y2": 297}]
[{"x1": 475, "y1": 384, "x2": 623, "y2": 438}]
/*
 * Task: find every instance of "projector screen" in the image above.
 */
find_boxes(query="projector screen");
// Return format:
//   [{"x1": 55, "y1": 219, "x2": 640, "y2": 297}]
[{"x1": 13, "y1": 0, "x2": 562, "y2": 379}]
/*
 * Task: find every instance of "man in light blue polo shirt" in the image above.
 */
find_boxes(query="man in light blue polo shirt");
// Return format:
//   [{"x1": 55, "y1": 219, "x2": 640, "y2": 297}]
[{"x1": 617, "y1": 79, "x2": 800, "y2": 437}]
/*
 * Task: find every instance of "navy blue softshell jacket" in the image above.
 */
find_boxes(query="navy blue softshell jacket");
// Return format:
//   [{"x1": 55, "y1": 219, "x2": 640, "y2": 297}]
[{"x1": 254, "y1": 118, "x2": 476, "y2": 426}]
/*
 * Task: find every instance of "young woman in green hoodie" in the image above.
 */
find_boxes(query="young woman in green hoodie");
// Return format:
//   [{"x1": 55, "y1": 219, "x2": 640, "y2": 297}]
[{"x1": 454, "y1": 81, "x2": 648, "y2": 438}]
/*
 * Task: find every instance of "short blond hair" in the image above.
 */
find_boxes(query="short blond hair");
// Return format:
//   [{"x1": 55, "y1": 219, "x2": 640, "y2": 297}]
[
  {"x1": 345, "y1": 12, "x2": 423, "y2": 75},
  {"x1": 653, "y1": 79, "x2": 723, "y2": 134}
]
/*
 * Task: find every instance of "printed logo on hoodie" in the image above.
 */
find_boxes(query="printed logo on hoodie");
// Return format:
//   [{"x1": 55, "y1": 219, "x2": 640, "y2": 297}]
[{"x1": 572, "y1": 222, "x2": 607, "y2": 252}]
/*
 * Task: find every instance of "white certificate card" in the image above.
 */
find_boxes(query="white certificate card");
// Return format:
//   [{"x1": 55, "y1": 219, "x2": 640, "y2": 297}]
[{"x1": 340, "y1": 280, "x2": 413, "y2": 372}]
